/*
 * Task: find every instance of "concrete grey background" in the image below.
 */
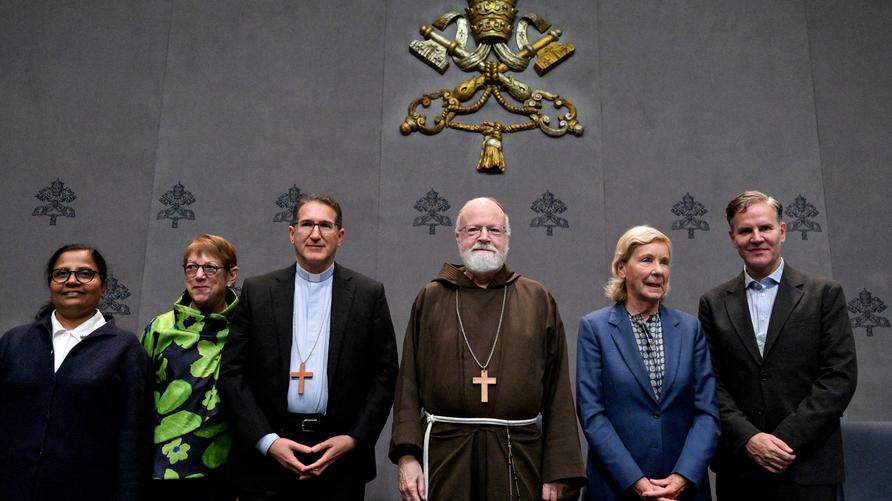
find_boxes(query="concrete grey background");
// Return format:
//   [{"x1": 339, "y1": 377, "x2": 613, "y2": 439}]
[{"x1": 1, "y1": 1, "x2": 889, "y2": 499}]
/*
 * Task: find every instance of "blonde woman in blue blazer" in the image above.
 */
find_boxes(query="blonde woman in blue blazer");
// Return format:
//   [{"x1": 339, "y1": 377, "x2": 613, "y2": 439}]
[{"x1": 577, "y1": 226, "x2": 720, "y2": 500}]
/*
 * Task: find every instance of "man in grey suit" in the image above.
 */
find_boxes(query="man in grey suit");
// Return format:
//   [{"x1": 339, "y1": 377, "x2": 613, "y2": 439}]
[
  {"x1": 219, "y1": 193, "x2": 398, "y2": 500},
  {"x1": 698, "y1": 190, "x2": 857, "y2": 501}
]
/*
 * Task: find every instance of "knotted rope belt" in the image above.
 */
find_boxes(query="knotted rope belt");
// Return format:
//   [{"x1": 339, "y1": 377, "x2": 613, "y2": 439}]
[{"x1": 422, "y1": 410, "x2": 540, "y2": 500}]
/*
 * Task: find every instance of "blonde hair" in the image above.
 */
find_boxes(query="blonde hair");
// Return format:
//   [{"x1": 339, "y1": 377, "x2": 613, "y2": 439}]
[{"x1": 604, "y1": 225, "x2": 672, "y2": 303}]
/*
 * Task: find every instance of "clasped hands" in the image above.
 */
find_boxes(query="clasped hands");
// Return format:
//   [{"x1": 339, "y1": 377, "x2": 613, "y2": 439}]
[
  {"x1": 632, "y1": 473, "x2": 688, "y2": 500},
  {"x1": 268, "y1": 435, "x2": 357, "y2": 480}
]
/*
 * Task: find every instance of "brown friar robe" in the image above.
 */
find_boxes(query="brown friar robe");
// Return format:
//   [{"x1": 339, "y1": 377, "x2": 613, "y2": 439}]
[{"x1": 390, "y1": 263, "x2": 585, "y2": 500}]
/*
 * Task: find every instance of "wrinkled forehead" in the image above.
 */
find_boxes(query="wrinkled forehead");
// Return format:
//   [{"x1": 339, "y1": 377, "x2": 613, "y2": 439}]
[{"x1": 458, "y1": 200, "x2": 507, "y2": 227}]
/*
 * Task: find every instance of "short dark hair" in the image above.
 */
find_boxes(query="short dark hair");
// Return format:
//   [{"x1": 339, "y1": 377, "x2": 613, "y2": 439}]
[
  {"x1": 45, "y1": 243, "x2": 109, "y2": 286},
  {"x1": 291, "y1": 192, "x2": 343, "y2": 228},
  {"x1": 37, "y1": 244, "x2": 109, "y2": 319},
  {"x1": 725, "y1": 191, "x2": 783, "y2": 226}
]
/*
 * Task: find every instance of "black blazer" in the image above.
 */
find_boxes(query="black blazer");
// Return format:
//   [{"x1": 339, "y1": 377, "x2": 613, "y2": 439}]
[
  {"x1": 219, "y1": 263, "x2": 398, "y2": 490},
  {"x1": 698, "y1": 264, "x2": 857, "y2": 484}
]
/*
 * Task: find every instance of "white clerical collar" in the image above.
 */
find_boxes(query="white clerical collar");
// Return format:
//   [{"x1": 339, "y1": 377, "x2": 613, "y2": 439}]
[
  {"x1": 51, "y1": 309, "x2": 106, "y2": 339},
  {"x1": 744, "y1": 258, "x2": 784, "y2": 289},
  {"x1": 296, "y1": 263, "x2": 334, "y2": 283}
]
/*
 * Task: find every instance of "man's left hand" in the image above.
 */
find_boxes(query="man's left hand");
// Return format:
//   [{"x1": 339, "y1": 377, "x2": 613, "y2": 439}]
[
  {"x1": 299, "y1": 435, "x2": 358, "y2": 479},
  {"x1": 644, "y1": 473, "x2": 688, "y2": 500},
  {"x1": 541, "y1": 481, "x2": 568, "y2": 501}
]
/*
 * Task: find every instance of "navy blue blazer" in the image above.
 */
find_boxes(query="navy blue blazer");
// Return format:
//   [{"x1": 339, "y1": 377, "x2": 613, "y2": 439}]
[{"x1": 576, "y1": 304, "x2": 720, "y2": 501}]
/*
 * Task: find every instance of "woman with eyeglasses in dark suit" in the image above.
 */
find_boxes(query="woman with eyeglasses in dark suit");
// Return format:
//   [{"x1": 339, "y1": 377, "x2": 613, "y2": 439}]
[{"x1": 0, "y1": 243, "x2": 153, "y2": 501}]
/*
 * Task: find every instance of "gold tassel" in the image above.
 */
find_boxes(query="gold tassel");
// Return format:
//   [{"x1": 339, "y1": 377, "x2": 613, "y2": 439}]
[{"x1": 476, "y1": 125, "x2": 506, "y2": 174}]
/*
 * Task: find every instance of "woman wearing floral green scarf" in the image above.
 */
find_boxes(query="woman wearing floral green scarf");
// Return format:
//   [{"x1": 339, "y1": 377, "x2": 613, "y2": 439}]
[{"x1": 142, "y1": 234, "x2": 240, "y2": 500}]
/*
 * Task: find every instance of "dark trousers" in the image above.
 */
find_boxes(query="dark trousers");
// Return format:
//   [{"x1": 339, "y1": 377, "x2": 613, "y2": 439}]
[
  {"x1": 716, "y1": 471, "x2": 837, "y2": 501},
  {"x1": 148, "y1": 476, "x2": 237, "y2": 501},
  {"x1": 238, "y1": 414, "x2": 367, "y2": 501}
]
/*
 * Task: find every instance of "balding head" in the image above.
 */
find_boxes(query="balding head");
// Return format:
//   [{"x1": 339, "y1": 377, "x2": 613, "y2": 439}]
[{"x1": 455, "y1": 197, "x2": 511, "y2": 234}]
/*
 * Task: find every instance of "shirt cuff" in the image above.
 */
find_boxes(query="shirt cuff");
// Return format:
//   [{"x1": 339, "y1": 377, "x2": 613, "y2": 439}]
[{"x1": 257, "y1": 433, "x2": 280, "y2": 456}]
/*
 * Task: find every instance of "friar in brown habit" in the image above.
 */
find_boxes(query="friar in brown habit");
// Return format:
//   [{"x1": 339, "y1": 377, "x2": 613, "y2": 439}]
[{"x1": 390, "y1": 197, "x2": 585, "y2": 501}]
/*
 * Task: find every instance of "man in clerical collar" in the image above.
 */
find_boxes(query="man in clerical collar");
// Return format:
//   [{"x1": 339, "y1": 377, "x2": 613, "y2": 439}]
[
  {"x1": 220, "y1": 192, "x2": 398, "y2": 501},
  {"x1": 699, "y1": 190, "x2": 857, "y2": 501},
  {"x1": 390, "y1": 197, "x2": 585, "y2": 501}
]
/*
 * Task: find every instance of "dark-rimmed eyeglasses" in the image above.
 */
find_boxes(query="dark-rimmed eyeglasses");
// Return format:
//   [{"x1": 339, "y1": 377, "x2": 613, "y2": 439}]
[
  {"x1": 292, "y1": 220, "x2": 339, "y2": 235},
  {"x1": 183, "y1": 263, "x2": 228, "y2": 277},
  {"x1": 458, "y1": 225, "x2": 507, "y2": 238},
  {"x1": 51, "y1": 268, "x2": 98, "y2": 284}
]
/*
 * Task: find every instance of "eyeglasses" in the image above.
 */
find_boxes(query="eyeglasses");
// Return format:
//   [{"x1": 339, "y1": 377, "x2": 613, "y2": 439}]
[
  {"x1": 292, "y1": 220, "x2": 339, "y2": 235},
  {"x1": 183, "y1": 263, "x2": 228, "y2": 277},
  {"x1": 51, "y1": 268, "x2": 98, "y2": 284},
  {"x1": 458, "y1": 225, "x2": 507, "y2": 238}
]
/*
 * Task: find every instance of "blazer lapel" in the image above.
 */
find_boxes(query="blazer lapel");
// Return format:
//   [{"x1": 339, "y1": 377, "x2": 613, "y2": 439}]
[
  {"x1": 327, "y1": 264, "x2": 355, "y2": 387},
  {"x1": 608, "y1": 304, "x2": 658, "y2": 403},
  {"x1": 271, "y1": 266, "x2": 296, "y2": 395},
  {"x1": 763, "y1": 265, "x2": 804, "y2": 358},
  {"x1": 723, "y1": 274, "x2": 763, "y2": 365},
  {"x1": 659, "y1": 305, "x2": 681, "y2": 401}
]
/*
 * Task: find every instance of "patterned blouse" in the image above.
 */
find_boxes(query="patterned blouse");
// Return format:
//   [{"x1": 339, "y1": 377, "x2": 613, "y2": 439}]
[{"x1": 141, "y1": 289, "x2": 238, "y2": 479}]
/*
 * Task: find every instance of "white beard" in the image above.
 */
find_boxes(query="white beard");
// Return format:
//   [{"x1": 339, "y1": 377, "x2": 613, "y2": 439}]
[{"x1": 460, "y1": 242, "x2": 508, "y2": 274}]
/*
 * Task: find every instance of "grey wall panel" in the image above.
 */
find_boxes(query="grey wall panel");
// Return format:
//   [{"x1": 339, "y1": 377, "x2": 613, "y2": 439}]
[
  {"x1": 0, "y1": 0, "x2": 171, "y2": 333},
  {"x1": 807, "y1": 0, "x2": 892, "y2": 420},
  {"x1": 598, "y1": 0, "x2": 831, "y2": 317},
  {"x1": 137, "y1": 0, "x2": 387, "y2": 330}
]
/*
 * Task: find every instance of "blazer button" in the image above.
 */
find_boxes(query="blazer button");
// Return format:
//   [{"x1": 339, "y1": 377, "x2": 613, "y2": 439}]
[
  {"x1": 652, "y1": 411, "x2": 661, "y2": 418},
  {"x1": 760, "y1": 372, "x2": 770, "y2": 381},
  {"x1": 755, "y1": 408, "x2": 764, "y2": 416}
]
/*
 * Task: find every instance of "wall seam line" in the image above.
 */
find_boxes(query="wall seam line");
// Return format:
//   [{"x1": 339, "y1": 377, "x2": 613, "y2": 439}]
[{"x1": 136, "y1": 0, "x2": 175, "y2": 326}]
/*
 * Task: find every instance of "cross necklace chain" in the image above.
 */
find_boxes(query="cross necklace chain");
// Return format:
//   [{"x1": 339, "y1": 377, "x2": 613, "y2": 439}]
[
  {"x1": 290, "y1": 286, "x2": 331, "y2": 396},
  {"x1": 455, "y1": 285, "x2": 508, "y2": 403}
]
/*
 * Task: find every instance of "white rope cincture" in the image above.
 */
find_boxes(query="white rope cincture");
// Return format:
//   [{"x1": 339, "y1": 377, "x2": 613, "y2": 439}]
[{"x1": 421, "y1": 410, "x2": 539, "y2": 501}]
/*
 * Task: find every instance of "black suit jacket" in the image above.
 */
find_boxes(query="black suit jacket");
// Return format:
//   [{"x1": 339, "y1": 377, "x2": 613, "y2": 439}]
[
  {"x1": 698, "y1": 264, "x2": 857, "y2": 484},
  {"x1": 219, "y1": 262, "x2": 398, "y2": 491}
]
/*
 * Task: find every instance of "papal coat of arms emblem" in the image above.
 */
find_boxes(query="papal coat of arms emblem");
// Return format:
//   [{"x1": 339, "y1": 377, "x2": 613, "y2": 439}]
[{"x1": 402, "y1": 0, "x2": 582, "y2": 174}]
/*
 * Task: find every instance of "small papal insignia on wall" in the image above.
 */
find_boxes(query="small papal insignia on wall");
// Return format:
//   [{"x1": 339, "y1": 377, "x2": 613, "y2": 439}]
[
  {"x1": 671, "y1": 193, "x2": 710, "y2": 239},
  {"x1": 413, "y1": 188, "x2": 452, "y2": 235},
  {"x1": 530, "y1": 190, "x2": 568, "y2": 236},
  {"x1": 157, "y1": 182, "x2": 195, "y2": 229},
  {"x1": 99, "y1": 275, "x2": 131, "y2": 316},
  {"x1": 33, "y1": 178, "x2": 77, "y2": 226},
  {"x1": 784, "y1": 194, "x2": 822, "y2": 240},
  {"x1": 273, "y1": 185, "x2": 303, "y2": 223},
  {"x1": 848, "y1": 289, "x2": 889, "y2": 337},
  {"x1": 401, "y1": 0, "x2": 583, "y2": 174}
]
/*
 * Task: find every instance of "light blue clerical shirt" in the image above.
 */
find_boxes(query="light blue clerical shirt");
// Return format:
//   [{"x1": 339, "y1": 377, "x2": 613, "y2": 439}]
[
  {"x1": 255, "y1": 263, "x2": 334, "y2": 456},
  {"x1": 287, "y1": 263, "x2": 333, "y2": 414},
  {"x1": 744, "y1": 258, "x2": 784, "y2": 356}
]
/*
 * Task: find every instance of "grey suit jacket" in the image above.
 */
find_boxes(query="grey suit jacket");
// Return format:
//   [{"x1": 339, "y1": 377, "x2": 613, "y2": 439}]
[
  {"x1": 698, "y1": 264, "x2": 857, "y2": 484},
  {"x1": 219, "y1": 262, "x2": 398, "y2": 491}
]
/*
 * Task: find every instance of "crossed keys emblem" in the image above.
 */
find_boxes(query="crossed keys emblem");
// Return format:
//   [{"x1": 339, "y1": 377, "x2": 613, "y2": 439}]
[{"x1": 401, "y1": 0, "x2": 583, "y2": 174}]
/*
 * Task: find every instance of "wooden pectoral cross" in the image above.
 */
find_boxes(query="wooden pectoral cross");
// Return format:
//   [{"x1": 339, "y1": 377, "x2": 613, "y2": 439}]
[
  {"x1": 472, "y1": 369, "x2": 497, "y2": 403},
  {"x1": 290, "y1": 362, "x2": 313, "y2": 395}
]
